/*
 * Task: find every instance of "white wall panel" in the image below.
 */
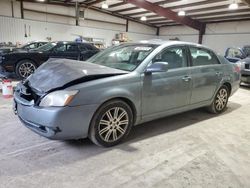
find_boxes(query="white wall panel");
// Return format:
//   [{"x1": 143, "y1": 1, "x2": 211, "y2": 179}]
[
  {"x1": 159, "y1": 21, "x2": 250, "y2": 54},
  {"x1": 160, "y1": 25, "x2": 198, "y2": 35},
  {"x1": 0, "y1": 17, "x2": 156, "y2": 46},
  {"x1": 0, "y1": 0, "x2": 12, "y2": 17},
  {"x1": 128, "y1": 21, "x2": 157, "y2": 35},
  {"x1": 13, "y1": 1, "x2": 21, "y2": 18},
  {"x1": 84, "y1": 9, "x2": 125, "y2": 24},
  {"x1": 0, "y1": 0, "x2": 156, "y2": 45}
]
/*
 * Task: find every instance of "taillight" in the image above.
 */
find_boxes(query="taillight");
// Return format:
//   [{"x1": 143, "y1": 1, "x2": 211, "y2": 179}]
[{"x1": 233, "y1": 64, "x2": 241, "y2": 73}]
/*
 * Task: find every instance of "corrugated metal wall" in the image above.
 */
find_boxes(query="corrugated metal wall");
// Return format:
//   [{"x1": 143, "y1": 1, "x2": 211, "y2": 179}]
[{"x1": 0, "y1": 0, "x2": 157, "y2": 46}]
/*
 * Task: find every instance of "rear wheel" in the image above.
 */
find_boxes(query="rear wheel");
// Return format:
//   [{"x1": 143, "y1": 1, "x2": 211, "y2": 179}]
[
  {"x1": 89, "y1": 100, "x2": 134, "y2": 147},
  {"x1": 207, "y1": 85, "x2": 229, "y2": 114},
  {"x1": 15, "y1": 60, "x2": 37, "y2": 79}
]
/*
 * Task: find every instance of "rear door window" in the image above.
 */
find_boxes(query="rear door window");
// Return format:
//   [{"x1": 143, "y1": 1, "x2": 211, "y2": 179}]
[{"x1": 190, "y1": 47, "x2": 220, "y2": 66}]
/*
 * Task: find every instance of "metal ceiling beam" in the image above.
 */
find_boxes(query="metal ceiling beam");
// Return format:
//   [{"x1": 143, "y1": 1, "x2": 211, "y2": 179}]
[
  {"x1": 116, "y1": 0, "x2": 222, "y2": 13},
  {"x1": 155, "y1": 14, "x2": 250, "y2": 26},
  {"x1": 143, "y1": 3, "x2": 246, "y2": 19},
  {"x1": 148, "y1": 8, "x2": 250, "y2": 23},
  {"x1": 126, "y1": 0, "x2": 205, "y2": 32},
  {"x1": 86, "y1": 0, "x2": 105, "y2": 7},
  {"x1": 109, "y1": 1, "x2": 126, "y2": 8},
  {"x1": 18, "y1": 0, "x2": 157, "y2": 28},
  {"x1": 242, "y1": 0, "x2": 250, "y2": 6}
]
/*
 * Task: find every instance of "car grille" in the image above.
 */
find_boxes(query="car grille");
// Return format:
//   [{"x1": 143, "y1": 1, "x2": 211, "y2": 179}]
[
  {"x1": 16, "y1": 82, "x2": 41, "y2": 105},
  {"x1": 245, "y1": 64, "x2": 250, "y2": 69}
]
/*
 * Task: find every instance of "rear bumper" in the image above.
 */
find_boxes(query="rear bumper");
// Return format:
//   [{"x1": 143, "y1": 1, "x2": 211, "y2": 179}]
[
  {"x1": 241, "y1": 69, "x2": 250, "y2": 83},
  {"x1": 0, "y1": 64, "x2": 14, "y2": 72},
  {"x1": 14, "y1": 96, "x2": 99, "y2": 140}
]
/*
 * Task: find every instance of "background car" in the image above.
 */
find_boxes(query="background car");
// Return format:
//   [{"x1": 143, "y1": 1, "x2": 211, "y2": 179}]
[
  {"x1": 0, "y1": 41, "x2": 47, "y2": 54},
  {"x1": 0, "y1": 41, "x2": 100, "y2": 79},
  {"x1": 225, "y1": 46, "x2": 250, "y2": 84},
  {"x1": 14, "y1": 41, "x2": 241, "y2": 147}
]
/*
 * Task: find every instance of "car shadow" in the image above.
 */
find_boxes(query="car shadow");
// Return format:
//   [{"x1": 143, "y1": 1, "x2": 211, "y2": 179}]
[
  {"x1": 67, "y1": 101, "x2": 241, "y2": 151},
  {"x1": 2, "y1": 101, "x2": 241, "y2": 176},
  {"x1": 240, "y1": 84, "x2": 250, "y2": 90}
]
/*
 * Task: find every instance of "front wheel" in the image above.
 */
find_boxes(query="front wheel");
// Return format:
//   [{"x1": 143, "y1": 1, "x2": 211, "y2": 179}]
[
  {"x1": 89, "y1": 100, "x2": 134, "y2": 147},
  {"x1": 15, "y1": 60, "x2": 37, "y2": 79},
  {"x1": 207, "y1": 85, "x2": 229, "y2": 114}
]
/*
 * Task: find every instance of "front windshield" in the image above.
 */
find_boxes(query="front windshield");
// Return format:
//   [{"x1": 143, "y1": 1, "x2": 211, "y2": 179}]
[
  {"x1": 88, "y1": 44, "x2": 158, "y2": 71},
  {"x1": 243, "y1": 47, "x2": 250, "y2": 56},
  {"x1": 20, "y1": 43, "x2": 30, "y2": 48},
  {"x1": 36, "y1": 42, "x2": 57, "y2": 51}
]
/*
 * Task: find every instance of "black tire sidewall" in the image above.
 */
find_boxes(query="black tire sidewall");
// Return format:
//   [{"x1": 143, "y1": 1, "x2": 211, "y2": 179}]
[
  {"x1": 16, "y1": 60, "x2": 37, "y2": 79},
  {"x1": 89, "y1": 100, "x2": 134, "y2": 147}
]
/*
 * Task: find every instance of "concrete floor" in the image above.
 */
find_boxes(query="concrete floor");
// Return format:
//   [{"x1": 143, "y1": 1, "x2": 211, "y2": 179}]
[{"x1": 0, "y1": 86, "x2": 250, "y2": 188}]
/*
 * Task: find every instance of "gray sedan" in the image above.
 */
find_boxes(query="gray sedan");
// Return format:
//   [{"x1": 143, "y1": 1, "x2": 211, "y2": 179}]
[{"x1": 13, "y1": 41, "x2": 241, "y2": 147}]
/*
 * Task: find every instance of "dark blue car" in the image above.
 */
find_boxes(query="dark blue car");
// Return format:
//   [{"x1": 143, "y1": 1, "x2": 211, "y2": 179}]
[
  {"x1": 225, "y1": 46, "x2": 250, "y2": 84},
  {"x1": 0, "y1": 41, "x2": 99, "y2": 79}
]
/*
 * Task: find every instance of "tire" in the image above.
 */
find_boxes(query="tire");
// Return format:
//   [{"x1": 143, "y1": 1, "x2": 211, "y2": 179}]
[
  {"x1": 15, "y1": 60, "x2": 37, "y2": 79},
  {"x1": 207, "y1": 85, "x2": 229, "y2": 114},
  {"x1": 89, "y1": 100, "x2": 134, "y2": 147}
]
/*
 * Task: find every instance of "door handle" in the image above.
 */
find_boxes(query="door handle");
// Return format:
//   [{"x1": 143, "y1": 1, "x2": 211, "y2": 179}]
[
  {"x1": 216, "y1": 72, "x2": 223, "y2": 76},
  {"x1": 182, "y1": 76, "x2": 192, "y2": 82}
]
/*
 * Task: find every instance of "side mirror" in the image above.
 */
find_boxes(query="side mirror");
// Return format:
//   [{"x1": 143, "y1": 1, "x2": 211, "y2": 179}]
[{"x1": 145, "y1": 62, "x2": 169, "y2": 74}]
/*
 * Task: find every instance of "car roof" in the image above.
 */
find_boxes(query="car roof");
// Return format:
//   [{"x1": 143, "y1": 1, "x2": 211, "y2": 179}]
[
  {"x1": 53, "y1": 41, "x2": 92, "y2": 44},
  {"x1": 136, "y1": 39, "x2": 203, "y2": 46}
]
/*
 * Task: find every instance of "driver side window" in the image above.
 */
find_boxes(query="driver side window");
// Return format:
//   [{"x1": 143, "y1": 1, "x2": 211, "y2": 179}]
[{"x1": 152, "y1": 46, "x2": 188, "y2": 69}]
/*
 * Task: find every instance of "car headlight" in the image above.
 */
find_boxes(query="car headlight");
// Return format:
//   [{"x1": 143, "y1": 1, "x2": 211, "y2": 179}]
[{"x1": 39, "y1": 90, "x2": 79, "y2": 107}]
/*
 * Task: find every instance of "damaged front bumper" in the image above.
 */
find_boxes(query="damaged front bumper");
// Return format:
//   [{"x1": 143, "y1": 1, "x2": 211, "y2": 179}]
[{"x1": 13, "y1": 91, "x2": 99, "y2": 140}]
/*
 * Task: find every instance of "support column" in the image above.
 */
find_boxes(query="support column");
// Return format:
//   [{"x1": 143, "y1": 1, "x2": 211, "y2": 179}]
[
  {"x1": 126, "y1": 19, "x2": 129, "y2": 32},
  {"x1": 156, "y1": 27, "x2": 160, "y2": 36},
  {"x1": 75, "y1": 1, "x2": 79, "y2": 26},
  {"x1": 20, "y1": 0, "x2": 24, "y2": 19},
  {"x1": 198, "y1": 24, "x2": 206, "y2": 44}
]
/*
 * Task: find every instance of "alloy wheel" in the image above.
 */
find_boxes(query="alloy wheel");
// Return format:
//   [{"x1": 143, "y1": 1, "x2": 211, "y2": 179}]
[
  {"x1": 215, "y1": 88, "x2": 228, "y2": 111},
  {"x1": 19, "y1": 62, "x2": 36, "y2": 78},
  {"x1": 98, "y1": 107, "x2": 129, "y2": 143}
]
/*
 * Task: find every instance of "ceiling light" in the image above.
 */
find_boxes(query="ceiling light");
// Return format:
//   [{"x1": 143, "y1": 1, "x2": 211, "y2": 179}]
[
  {"x1": 140, "y1": 16, "x2": 147, "y2": 21},
  {"x1": 36, "y1": 0, "x2": 46, "y2": 2},
  {"x1": 229, "y1": 3, "x2": 238, "y2": 10},
  {"x1": 101, "y1": 1, "x2": 109, "y2": 9},
  {"x1": 178, "y1": 10, "x2": 186, "y2": 16}
]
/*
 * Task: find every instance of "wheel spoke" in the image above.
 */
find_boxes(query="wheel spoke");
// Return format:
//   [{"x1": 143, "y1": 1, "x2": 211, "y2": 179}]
[
  {"x1": 99, "y1": 127, "x2": 110, "y2": 135},
  {"x1": 106, "y1": 110, "x2": 114, "y2": 121},
  {"x1": 117, "y1": 111, "x2": 126, "y2": 121},
  {"x1": 116, "y1": 126, "x2": 125, "y2": 134},
  {"x1": 104, "y1": 130, "x2": 112, "y2": 141},
  {"x1": 119, "y1": 119, "x2": 128, "y2": 125},
  {"x1": 113, "y1": 130, "x2": 118, "y2": 141},
  {"x1": 100, "y1": 119, "x2": 110, "y2": 126},
  {"x1": 114, "y1": 107, "x2": 119, "y2": 119}
]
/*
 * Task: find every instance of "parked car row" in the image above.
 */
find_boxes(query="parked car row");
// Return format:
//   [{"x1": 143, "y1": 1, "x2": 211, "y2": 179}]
[
  {"x1": 0, "y1": 41, "x2": 100, "y2": 79},
  {"x1": 13, "y1": 41, "x2": 241, "y2": 147},
  {"x1": 0, "y1": 41, "x2": 47, "y2": 54},
  {"x1": 225, "y1": 46, "x2": 250, "y2": 84}
]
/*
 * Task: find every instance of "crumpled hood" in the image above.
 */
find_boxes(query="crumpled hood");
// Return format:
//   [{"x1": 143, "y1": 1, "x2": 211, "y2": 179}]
[{"x1": 27, "y1": 59, "x2": 128, "y2": 93}]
